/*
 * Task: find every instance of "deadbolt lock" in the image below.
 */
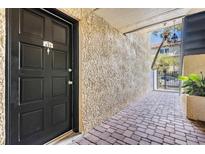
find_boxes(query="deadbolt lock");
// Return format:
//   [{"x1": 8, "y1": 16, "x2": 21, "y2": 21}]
[
  {"x1": 68, "y1": 68, "x2": 72, "y2": 72},
  {"x1": 43, "y1": 41, "x2": 54, "y2": 55}
]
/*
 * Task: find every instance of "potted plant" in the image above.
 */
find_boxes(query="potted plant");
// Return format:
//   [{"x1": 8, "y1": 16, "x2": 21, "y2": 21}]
[{"x1": 178, "y1": 72, "x2": 205, "y2": 121}]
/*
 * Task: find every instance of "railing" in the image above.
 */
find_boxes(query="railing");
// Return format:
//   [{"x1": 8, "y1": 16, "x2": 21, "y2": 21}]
[
  {"x1": 151, "y1": 32, "x2": 169, "y2": 70},
  {"x1": 157, "y1": 71, "x2": 180, "y2": 91},
  {"x1": 151, "y1": 37, "x2": 166, "y2": 70}
]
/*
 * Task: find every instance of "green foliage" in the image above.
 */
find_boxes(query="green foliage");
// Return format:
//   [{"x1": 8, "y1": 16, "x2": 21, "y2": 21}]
[
  {"x1": 154, "y1": 55, "x2": 179, "y2": 72},
  {"x1": 178, "y1": 72, "x2": 205, "y2": 96}
]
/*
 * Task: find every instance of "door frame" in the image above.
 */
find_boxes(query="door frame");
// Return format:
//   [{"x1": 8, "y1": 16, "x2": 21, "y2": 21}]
[{"x1": 5, "y1": 8, "x2": 79, "y2": 144}]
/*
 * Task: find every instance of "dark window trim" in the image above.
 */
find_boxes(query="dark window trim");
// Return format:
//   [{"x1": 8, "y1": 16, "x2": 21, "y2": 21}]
[{"x1": 5, "y1": 8, "x2": 79, "y2": 144}]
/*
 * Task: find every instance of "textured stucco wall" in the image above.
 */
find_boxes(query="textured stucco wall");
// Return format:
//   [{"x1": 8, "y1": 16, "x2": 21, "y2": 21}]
[
  {"x1": 0, "y1": 8, "x2": 151, "y2": 144},
  {"x1": 183, "y1": 54, "x2": 205, "y2": 75},
  {"x1": 0, "y1": 8, "x2": 5, "y2": 144},
  {"x1": 59, "y1": 9, "x2": 151, "y2": 132}
]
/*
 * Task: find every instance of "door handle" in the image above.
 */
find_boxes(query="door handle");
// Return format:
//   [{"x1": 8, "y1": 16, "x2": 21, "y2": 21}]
[{"x1": 68, "y1": 81, "x2": 73, "y2": 85}]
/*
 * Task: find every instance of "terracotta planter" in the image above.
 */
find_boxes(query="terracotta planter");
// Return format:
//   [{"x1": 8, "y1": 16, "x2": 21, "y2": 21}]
[{"x1": 181, "y1": 94, "x2": 205, "y2": 121}]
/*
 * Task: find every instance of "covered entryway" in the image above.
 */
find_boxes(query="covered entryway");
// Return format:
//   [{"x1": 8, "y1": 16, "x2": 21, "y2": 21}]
[
  {"x1": 6, "y1": 8, "x2": 79, "y2": 144},
  {"x1": 1, "y1": 7, "x2": 205, "y2": 146}
]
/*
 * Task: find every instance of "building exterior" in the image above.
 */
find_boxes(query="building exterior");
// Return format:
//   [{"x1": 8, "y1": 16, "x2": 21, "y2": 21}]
[
  {"x1": 0, "y1": 8, "x2": 151, "y2": 144},
  {"x1": 0, "y1": 8, "x2": 205, "y2": 145}
]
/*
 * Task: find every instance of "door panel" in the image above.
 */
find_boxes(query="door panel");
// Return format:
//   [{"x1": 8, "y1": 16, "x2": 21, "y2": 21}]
[
  {"x1": 52, "y1": 50, "x2": 67, "y2": 70},
  {"x1": 52, "y1": 21, "x2": 67, "y2": 44},
  {"x1": 20, "y1": 9, "x2": 45, "y2": 39},
  {"x1": 8, "y1": 8, "x2": 73, "y2": 145},
  {"x1": 52, "y1": 103, "x2": 66, "y2": 125},
  {"x1": 51, "y1": 19, "x2": 69, "y2": 51},
  {"x1": 20, "y1": 109, "x2": 44, "y2": 139},
  {"x1": 20, "y1": 43, "x2": 44, "y2": 69},
  {"x1": 52, "y1": 77, "x2": 67, "y2": 96},
  {"x1": 20, "y1": 77, "x2": 44, "y2": 103}
]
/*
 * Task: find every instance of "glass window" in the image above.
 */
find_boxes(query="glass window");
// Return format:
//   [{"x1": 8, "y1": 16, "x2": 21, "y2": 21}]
[
  {"x1": 160, "y1": 48, "x2": 164, "y2": 54},
  {"x1": 165, "y1": 48, "x2": 169, "y2": 53}
]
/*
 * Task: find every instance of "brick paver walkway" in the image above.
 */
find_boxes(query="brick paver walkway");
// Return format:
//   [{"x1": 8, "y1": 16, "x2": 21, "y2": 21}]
[{"x1": 73, "y1": 91, "x2": 205, "y2": 145}]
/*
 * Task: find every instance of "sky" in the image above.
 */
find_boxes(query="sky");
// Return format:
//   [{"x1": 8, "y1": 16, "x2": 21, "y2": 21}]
[{"x1": 150, "y1": 26, "x2": 182, "y2": 46}]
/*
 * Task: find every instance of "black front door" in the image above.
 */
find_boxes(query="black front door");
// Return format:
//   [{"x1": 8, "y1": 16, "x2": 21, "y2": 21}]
[{"x1": 7, "y1": 8, "x2": 75, "y2": 144}]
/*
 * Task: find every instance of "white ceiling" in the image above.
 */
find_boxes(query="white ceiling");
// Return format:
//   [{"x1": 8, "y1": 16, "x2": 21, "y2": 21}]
[{"x1": 94, "y1": 8, "x2": 192, "y2": 33}]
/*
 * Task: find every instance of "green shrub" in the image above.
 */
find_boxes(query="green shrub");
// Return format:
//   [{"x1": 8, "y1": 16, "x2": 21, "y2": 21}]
[{"x1": 178, "y1": 72, "x2": 205, "y2": 96}]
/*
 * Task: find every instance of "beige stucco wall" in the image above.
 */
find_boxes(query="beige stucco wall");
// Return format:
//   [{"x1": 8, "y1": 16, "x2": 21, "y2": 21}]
[
  {"x1": 183, "y1": 54, "x2": 205, "y2": 75},
  {"x1": 0, "y1": 8, "x2": 5, "y2": 144},
  {"x1": 59, "y1": 9, "x2": 151, "y2": 132},
  {"x1": 0, "y1": 8, "x2": 151, "y2": 144}
]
